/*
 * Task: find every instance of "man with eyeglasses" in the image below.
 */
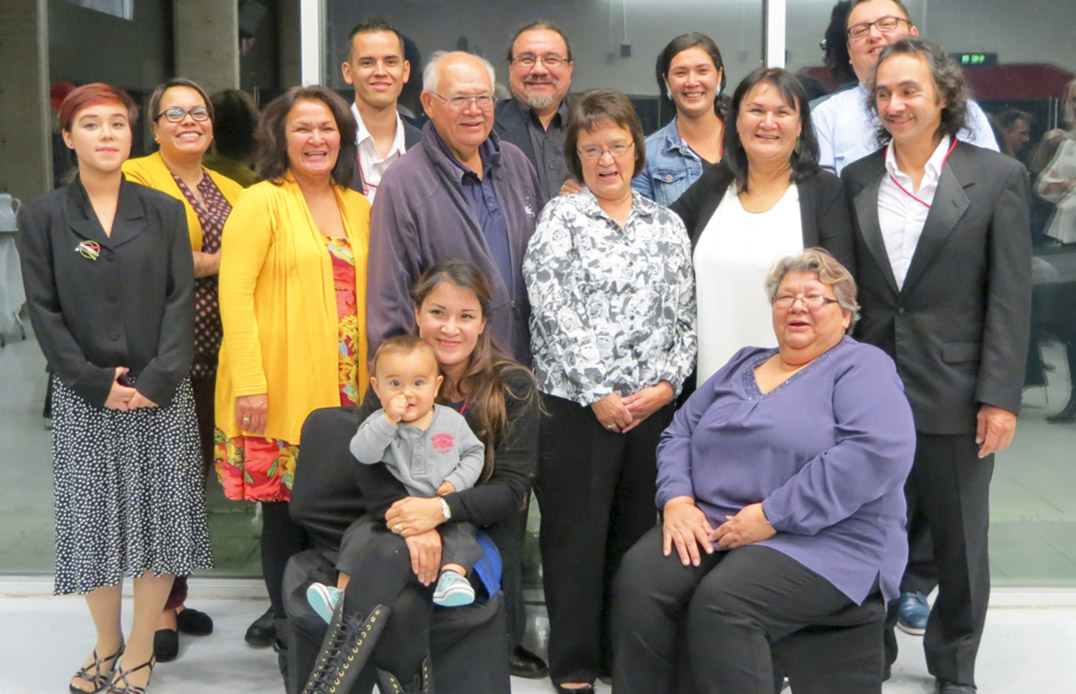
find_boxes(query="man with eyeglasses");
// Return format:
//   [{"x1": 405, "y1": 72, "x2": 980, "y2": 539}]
[
  {"x1": 812, "y1": 0, "x2": 997, "y2": 175},
  {"x1": 341, "y1": 18, "x2": 421, "y2": 202},
  {"x1": 495, "y1": 21, "x2": 578, "y2": 202},
  {"x1": 368, "y1": 50, "x2": 541, "y2": 364},
  {"x1": 366, "y1": 50, "x2": 543, "y2": 684}
]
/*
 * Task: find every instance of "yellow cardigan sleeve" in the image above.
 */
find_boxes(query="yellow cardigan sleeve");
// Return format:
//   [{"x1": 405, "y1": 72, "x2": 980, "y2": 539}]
[
  {"x1": 122, "y1": 153, "x2": 245, "y2": 251},
  {"x1": 218, "y1": 182, "x2": 276, "y2": 397}
]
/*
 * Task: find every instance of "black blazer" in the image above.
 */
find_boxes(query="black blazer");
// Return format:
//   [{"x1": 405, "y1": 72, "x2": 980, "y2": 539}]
[
  {"x1": 17, "y1": 177, "x2": 195, "y2": 407},
  {"x1": 669, "y1": 162, "x2": 857, "y2": 275},
  {"x1": 347, "y1": 115, "x2": 422, "y2": 195},
  {"x1": 843, "y1": 141, "x2": 1031, "y2": 434}
]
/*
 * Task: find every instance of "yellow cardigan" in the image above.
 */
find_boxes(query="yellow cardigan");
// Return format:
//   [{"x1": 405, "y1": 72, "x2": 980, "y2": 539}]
[
  {"x1": 122, "y1": 152, "x2": 245, "y2": 251},
  {"x1": 215, "y1": 175, "x2": 371, "y2": 444}
]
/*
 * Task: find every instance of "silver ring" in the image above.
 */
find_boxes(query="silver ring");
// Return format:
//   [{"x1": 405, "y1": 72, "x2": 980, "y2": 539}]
[
  {"x1": 242, "y1": 417, "x2": 251, "y2": 423},
  {"x1": 606, "y1": 424, "x2": 617, "y2": 430},
  {"x1": 394, "y1": 523, "x2": 404, "y2": 532}
]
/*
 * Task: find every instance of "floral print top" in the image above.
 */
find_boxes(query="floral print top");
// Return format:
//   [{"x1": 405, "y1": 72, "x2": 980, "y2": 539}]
[
  {"x1": 523, "y1": 188, "x2": 697, "y2": 406},
  {"x1": 327, "y1": 236, "x2": 362, "y2": 407}
]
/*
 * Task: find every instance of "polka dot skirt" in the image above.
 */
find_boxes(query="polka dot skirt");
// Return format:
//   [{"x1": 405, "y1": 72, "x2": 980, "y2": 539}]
[{"x1": 50, "y1": 377, "x2": 214, "y2": 595}]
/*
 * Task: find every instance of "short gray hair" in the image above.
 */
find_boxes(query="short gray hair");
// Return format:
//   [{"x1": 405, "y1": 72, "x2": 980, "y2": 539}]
[
  {"x1": 765, "y1": 248, "x2": 860, "y2": 332},
  {"x1": 422, "y1": 50, "x2": 496, "y2": 96}
]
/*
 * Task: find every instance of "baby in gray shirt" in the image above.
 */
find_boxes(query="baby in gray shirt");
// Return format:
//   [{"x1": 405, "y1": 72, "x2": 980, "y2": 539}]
[{"x1": 307, "y1": 336, "x2": 485, "y2": 622}]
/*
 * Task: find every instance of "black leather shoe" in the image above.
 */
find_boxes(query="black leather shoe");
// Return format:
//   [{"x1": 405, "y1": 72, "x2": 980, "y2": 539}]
[
  {"x1": 175, "y1": 607, "x2": 214, "y2": 636},
  {"x1": 244, "y1": 608, "x2": 276, "y2": 648},
  {"x1": 153, "y1": 628, "x2": 179, "y2": 662},
  {"x1": 509, "y1": 645, "x2": 548, "y2": 679},
  {"x1": 937, "y1": 681, "x2": 977, "y2": 693}
]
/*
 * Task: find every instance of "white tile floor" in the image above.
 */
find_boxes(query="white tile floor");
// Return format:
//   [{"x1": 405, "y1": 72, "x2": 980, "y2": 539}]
[{"x1": 4, "y1": 579, "x2": 1073, "y2": 694}]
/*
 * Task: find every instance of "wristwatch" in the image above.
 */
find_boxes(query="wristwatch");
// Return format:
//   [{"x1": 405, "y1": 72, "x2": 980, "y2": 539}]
[{"x1": 439, "y1": 497, "x2": 452, "y2": 521}]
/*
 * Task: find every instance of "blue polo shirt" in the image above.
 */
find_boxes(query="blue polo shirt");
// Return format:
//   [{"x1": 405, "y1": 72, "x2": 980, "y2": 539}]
[{"x1": 430, "y1": 128, "x2": 514, "y2": 296}]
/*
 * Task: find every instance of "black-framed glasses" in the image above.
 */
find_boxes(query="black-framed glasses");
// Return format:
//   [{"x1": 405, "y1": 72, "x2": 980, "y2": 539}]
[
  {"x1": 511, "y1": 54, "x2": 571, "y2": 69},
  {"x1": 773, "y1": 294, "x2": 840, "y2": 310},
  {"x1": 431, "y1": 93, "x2": 496, "y2": 112},
  {"x1": 577, "y1": 141, "x2": 634, "y2": 161},
  {"x1": 846, "y1": 15, "x2": 910, "y2": 40},
  {"x1": 156, "y1": 107, "x2": 211, "y2": 123}
]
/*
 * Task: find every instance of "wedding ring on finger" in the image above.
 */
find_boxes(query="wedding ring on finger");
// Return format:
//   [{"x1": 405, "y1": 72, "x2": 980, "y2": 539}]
[
  {"x1": 606, "y1": 424, "x2": 617, "y2": 430},
  {"x1": 394, "y1": 523, "x2": 404, "y2": 533}
]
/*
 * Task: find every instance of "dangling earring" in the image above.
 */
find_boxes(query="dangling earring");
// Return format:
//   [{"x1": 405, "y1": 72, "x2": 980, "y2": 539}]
[{"x1": 794, "y1": 137, "x2": 802, "y2": 156}]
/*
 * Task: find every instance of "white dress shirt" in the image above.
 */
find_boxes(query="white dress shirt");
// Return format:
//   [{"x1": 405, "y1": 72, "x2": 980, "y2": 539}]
[
  {"x1": 812, "y1": 84, "x2": 997, "y2": 175},
  {"x1": 351, "y1": 103, "x2": 407, "y2": 202},
  {"x1": 878, "y1": 135, "x2": 953, "y2": 289}
]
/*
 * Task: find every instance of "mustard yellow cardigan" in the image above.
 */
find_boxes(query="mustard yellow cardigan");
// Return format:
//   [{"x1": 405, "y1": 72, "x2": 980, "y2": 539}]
[
  {"x1": 122, "y1": 152, "x2": 245, "y2": 251},
  {"x1": 215, "y1": 174, "x2": 371, "y2": 444}
]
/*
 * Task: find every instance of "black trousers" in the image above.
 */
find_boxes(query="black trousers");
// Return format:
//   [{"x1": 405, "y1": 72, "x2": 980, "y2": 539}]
[
  {"x1": 534, "y1": 394, "x2": 671, "y2": 684},
  {"x1": 884, "y1": 432, "x2": 992, "y2": 686},
  {"x1": 612, "y1": 529, "x2": 857, "y2": 694}
]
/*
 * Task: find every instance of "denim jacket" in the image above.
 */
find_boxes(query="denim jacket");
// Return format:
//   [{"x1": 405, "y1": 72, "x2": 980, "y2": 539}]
[{"x1": 631, "y1": 118, "x2": 705, "y2": 206}]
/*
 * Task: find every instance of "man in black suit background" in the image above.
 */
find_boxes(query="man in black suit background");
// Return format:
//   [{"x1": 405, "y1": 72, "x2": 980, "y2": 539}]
[
  {"x1": 843, "y1": 38, "x2": 1031, "y2": 694},
  {"x1": 494, "y1": 21, "x2": 578, "y2": 202}
]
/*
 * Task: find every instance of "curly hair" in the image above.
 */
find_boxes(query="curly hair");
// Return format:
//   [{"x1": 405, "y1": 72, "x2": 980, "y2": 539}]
[
  {"x1": 765, "y1": 248, "x2": 860, "y2": 333},
  {"x1": 868, "y1": 37, "x2": 969, "y2": 146}
]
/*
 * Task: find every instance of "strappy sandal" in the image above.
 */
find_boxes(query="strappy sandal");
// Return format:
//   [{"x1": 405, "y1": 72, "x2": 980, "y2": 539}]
[
  {"x1": 69, "y1": 644, "x2": 124, "y2": 694},
  {"x1": 108, "y1": 656, "x2": 156, "y2": 694}
]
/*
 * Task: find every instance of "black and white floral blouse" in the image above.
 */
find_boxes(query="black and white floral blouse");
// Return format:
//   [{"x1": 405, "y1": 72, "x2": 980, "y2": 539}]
[{"x1": 523, "y1": 189, "x2": 697, "y2": 406}]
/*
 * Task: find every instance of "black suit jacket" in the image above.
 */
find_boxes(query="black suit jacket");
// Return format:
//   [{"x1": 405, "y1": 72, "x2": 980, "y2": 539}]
[
  {"x1": 669, "y1": 161, "x2": 857, "y2": 274},
  {"x1": 347, "y1": 113, "x2": 422, "y2": 196},
  {"x1": 843, "y1": 141, "x2": 1031, "y2": 434},
  {"x1": 17, "y1": 177, "x2": 195, "y2": 407}
]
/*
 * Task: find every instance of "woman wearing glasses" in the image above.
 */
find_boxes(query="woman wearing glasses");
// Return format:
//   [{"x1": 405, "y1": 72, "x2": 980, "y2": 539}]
[
  {"x1": 613, "y1": 248, "x2": 915, "y2": 693},
  {"x1": 670, "y1": 67, "x2": 855, "y2": 388},
  {"x1": 523, "y1": 89, "x2": 696, "y2": 694},
  {"x1": 123, "y1": 78, "x2": 244, "y2": 659},
  {"x1": 213, "y1": 85, "x2": 371, "y2": 651}
]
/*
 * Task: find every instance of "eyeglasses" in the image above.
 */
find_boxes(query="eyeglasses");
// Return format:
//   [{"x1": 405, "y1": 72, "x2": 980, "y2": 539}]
[
  {"x1": 156, "y1": 107, "x2": 211, "y2": 123},
  {"x1": 511, "y1": 54, "x2": 570, "y2": 69},
  {"x1": 577, "y1": 141, "x2": 634, "y2": 161},
  {"x1": 846, "y1": 15, "x2": 910, "y2": 40},
  {"x1": 773, "y1": 294, "x2": 840, "y2": 310},
  {"x1": 431, "y1": 93, "x2": 496, "y2": 112}
]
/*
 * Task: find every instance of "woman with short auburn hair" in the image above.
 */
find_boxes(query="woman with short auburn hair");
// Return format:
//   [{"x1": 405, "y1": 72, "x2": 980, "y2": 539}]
[{"x1": 19, "y1": 82, "x2": 212, "y2": 694}]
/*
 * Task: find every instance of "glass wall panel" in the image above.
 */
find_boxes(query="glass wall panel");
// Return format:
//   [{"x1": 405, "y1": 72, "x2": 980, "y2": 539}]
[{"x1": 787, "y1": 0, "x2": 1076, "y2": 586}]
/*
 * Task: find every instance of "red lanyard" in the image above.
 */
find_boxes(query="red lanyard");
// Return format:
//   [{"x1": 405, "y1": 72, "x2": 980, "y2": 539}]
[
  {"x1": 886, "y1": 137, "x2": 958, "y2": 208},
  {"x1": 355, "y1": 149, "x2": 377, "y2": 198}
]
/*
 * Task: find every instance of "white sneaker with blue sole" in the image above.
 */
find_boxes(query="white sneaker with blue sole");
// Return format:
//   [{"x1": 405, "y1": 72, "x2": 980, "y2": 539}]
[
  {"x1": 432, "y1": 570, "x2": 475, "y2": 607},
  {"x1": 306, "y1": 582, "x2": 342, "y2": 624}
]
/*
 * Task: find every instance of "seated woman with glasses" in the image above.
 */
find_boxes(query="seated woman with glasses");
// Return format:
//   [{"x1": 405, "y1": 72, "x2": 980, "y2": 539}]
[
  {"x1": 523, "y1": 88, "x2": 696, "y2": 694},
  {"x1": 612, "y1": 248, "x2": 916, "y2": 693}
]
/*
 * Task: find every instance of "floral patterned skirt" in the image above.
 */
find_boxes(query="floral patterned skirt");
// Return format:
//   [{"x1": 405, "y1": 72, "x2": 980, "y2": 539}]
[{"x1": 214, "y1": 237, "x2": 361, "y2": 502}]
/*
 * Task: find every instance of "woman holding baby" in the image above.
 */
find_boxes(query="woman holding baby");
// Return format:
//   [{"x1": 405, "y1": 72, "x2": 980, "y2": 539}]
[{"x1": 299, "y1": 258, "x2": 541, "y2": 694}]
